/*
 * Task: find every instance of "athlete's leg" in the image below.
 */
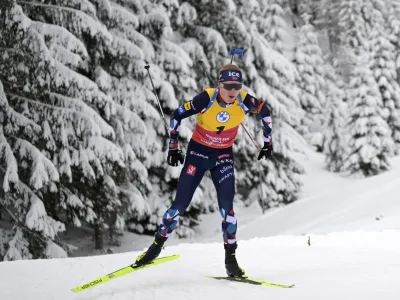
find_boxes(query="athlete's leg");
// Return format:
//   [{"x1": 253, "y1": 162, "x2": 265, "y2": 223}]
[
  {"x1": 210, "y1": 152, "x2": 236, "y2": 244},
  {"x1": 210, "y1": 151, "x2": 245, "y2": 277},
  {"x1": 135, "y1": 142, "x2": 210, "y2": 265},
  {"x1": 158, "y1": 143, "x2": 210, "y2": 238}
]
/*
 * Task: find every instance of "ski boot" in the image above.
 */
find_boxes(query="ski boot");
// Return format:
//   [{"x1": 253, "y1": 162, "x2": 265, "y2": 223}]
[
  {"x1": 135, "y1": 234, "x2": 167, "y2": 266},
  {"x1": 224, "y1": 243, "x2": 245, "y2": 277}
]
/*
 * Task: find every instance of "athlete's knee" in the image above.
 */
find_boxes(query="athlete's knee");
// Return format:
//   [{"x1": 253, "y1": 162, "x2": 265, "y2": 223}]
[{"x1": 170, "y1": 201, "x2": 189, "y2": 214}]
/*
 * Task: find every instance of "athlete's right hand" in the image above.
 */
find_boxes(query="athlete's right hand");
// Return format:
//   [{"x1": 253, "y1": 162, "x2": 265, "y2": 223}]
[{"x1": 167, "y1": 149, "x2": 184, "y2": 167}]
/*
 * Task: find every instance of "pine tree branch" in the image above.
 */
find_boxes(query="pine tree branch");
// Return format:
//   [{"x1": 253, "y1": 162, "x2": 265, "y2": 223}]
[
  {"x1": 1, "y1": 79, "x2": 25, "y2": 89},
  {"x1": 0, "y1": 198, "x2": 66, "y2": 248},
  {"x1": 7, "y1": 93, "x2": 62, "y2": 110},
  {"x1": 7, "y1": 92, "x2": 96, "y2": 122},
  {"x1": 1, "y1": 95, "x2": 42, "y2": 132},
  {"x1": 0, "y1": 166, "x2": 68, "y2": 249},
  {"x1": 0, "y1": 47, "x2": 18, "y2": 53},
  {"x1": 16, "y1": 1, "x2": 89, "y2": 16},
  {"x1": 0, "y1": 177, "x2": 48, "y2": 242},
  {"x1": 7, "y1": 93, "x2": 109, "y2": 136}
]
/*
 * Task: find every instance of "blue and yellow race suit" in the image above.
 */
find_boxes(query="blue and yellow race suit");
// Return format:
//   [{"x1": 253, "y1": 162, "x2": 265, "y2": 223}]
[{"x1": 158, "y1": 87, "x2": 272, "y2": 244}]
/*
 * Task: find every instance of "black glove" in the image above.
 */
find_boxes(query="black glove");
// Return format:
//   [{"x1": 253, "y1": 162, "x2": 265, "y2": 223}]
[
  {"x1": 167, "y1": 149, "x2": 184, "y2": 166},
  {"x1": 257, "y1": 143, "x2": 273, "y2": 160}
]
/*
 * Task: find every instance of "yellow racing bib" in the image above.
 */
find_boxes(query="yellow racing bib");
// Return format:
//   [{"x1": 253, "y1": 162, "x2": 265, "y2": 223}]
[{"x1": 192, "y1": 88, "x2": 247, "y2": 148}]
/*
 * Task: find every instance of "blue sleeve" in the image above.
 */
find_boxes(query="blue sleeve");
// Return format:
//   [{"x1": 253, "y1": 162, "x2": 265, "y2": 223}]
[
  {"x1": 172, "y1": 91, "x2": 210, "y2": 122},
  {"x1": 169, "y1": 91, "x2": 210, "y2": 149}
]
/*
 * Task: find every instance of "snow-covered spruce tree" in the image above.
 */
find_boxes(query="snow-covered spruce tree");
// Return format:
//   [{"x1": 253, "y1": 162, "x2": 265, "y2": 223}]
[
  {"x1": 11, "y1": 1, "x2": 128, "y2": 251},
  {"x1": 337, "y1": 0, "x2": 370, "y2": 49},
  {"x1": 245, "y1": 1, "x2": 302, "y2": 128},
  {"x1": 245, "y1": 35, "x2": 304, "y2": 210},
  {"x1": 320, "y1": 0, "x2": 342, "y2": 52},
  {"x1": 0, "y1": 80, "x2": 33, "y2": 261},
  {"x1": 336, "y1": 0, "x2": 397, "y2": 162},
  {"x1": 294, "y1": 14, "x2": 326, "y2": 151},
  {"x1": 343, "y1": 50, "x2": 394, "y2": 176},
  {"x1": 334, "y1": 0, "x2": 369, "y2": 79},
  {"x1": 389, "y1": 0, "x2": 400, "y2": 71},
  {"x1": 79, "y1": 0, "x2": 159, "y2": 247},
  {"x1": 293, "y1": 0, "x2": 326, "y2": 24},
  {"x1": 258, "y1": 0, "x2": 290, "y2": 54},
  {"x1": 0, "y1": 2, "x2": 71, "y2": 260},
  {"x1": 388, "y1": 0, "x2": 400, "y2": 152},
  {"x1": 233, "y1": 1, "x2": 305, "y2": 210},
  {"x1": 323, "y1": 57, "x2": 349, "y2": 172},
  {"x1": 121, "y1": 1, "x2": 205, "y2": 238},
  {"x1": 177, "y1": 0, "x2": 247, "y2": 79},
  {"x1": 170, "y1": 2, "x2": 211, "y2": 90},
  {"x1": 94, "y1": 0, "x2": 200, "y2": 240},
  {"x1": 368, "y1": 0, "x2": 400, "y2": 152}
]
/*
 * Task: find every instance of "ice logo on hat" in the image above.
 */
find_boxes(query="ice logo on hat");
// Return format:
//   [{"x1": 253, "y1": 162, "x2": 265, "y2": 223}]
[
  {"x1": 216, "y1": 111, "x2": 230, "y2": 123},
  {"x1": 219, "y1": 70, "x2": 243, "y2": 82},
  {"x1": 229, "y1": 71, "x2": 240, "y2": 81}
]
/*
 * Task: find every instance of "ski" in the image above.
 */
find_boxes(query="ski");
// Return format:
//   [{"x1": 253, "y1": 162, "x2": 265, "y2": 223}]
[
  {"x1": 205, "y1": 275, "x2": 295, "y2": 288},
  {"x1": 71, "y1": 254, "x2": 180, "y2": 292}
]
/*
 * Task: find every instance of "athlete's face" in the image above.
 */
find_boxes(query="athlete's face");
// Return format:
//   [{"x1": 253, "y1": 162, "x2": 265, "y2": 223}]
[{"x1": 218, "y1": 81, "x2": 242, "y2": 104}]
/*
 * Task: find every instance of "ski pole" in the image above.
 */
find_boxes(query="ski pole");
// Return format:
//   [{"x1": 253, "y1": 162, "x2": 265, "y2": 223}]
[
  {"x1": 144, "y1": 65, "x2": 170, "y2": 137},
  {"x1": 240, "y1": 122, "x2": 261, "y2": 152}
]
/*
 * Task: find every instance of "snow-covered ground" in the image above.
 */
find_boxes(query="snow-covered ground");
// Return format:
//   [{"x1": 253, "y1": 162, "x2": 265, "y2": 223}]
[
  {"x1": 2, "y1": 146, "x2": 400, "y2": 300},
  {"x1": 239, "y1": 149, "x2": 400, "y2": 239}
]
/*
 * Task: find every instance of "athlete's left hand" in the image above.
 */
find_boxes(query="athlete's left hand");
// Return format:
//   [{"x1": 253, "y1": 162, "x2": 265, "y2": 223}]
[{"x1": 257, "y1": 143, "x2": 273, "y2": 160}]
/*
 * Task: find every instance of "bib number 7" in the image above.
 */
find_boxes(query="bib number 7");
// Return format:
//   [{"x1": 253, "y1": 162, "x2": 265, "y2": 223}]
[{"x1": 216, "y1": 126, "x2": 225, "y2": 134}]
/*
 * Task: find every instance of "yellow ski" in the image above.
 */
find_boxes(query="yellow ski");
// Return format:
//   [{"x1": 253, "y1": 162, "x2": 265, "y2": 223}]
[
  {"x1": 205, "y1": 275, "x2": 295, "y2": 288},
  {"x1": 71, "y1": 254, "x2": 180, "y2": 292}
]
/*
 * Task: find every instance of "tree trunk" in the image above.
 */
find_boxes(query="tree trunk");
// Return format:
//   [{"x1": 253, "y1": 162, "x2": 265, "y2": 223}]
[{"x1": 94, "y1": 223, "x2": 103, "y2": 250}]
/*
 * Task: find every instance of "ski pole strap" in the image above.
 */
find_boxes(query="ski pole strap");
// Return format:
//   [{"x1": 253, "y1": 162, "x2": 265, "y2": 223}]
[
  {"x1": 237, "y1": 92, "x2": 246, "y2": 111},
  {"x1": 206, "y1": 87, "x2": 220, "y2": 110}
]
